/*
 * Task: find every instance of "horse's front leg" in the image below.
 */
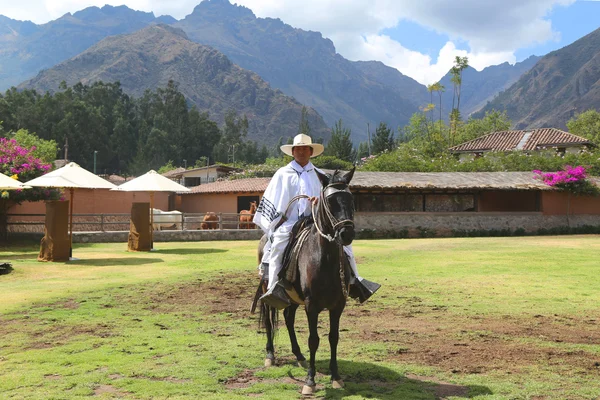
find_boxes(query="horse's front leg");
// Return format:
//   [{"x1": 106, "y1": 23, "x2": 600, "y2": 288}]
[
  {"x1": 302, "y1": 307, "x2": 320, "y2": 395},
  {"x1": 283, "y1": 304, "x2": 307, "y2": 368},
  {"x1": 328, "y1": 305, "x2": 344, "y2": 388}
]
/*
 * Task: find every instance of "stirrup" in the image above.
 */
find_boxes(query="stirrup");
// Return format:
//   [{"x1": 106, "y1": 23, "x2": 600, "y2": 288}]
[
  {"x1": 349, "y1": 278, "x2": 381, "y2": 303},
  {"x1": 260, "y1": 281, "x2": 290, "y2": 310}
]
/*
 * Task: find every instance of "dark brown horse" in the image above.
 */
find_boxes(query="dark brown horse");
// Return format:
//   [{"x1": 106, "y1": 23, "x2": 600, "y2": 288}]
[{"x1": 257, "y1": 168, "x2": 355, "y2": 395}]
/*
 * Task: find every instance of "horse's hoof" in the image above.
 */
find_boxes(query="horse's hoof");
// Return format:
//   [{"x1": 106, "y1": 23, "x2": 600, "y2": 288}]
[
  {"x1": 332, "y1": 379, "x2": 344, "y2": 389},
  {"x1": 301, "y1": 385, "x2": 315, "y2": 395},
  {"x1": 298, "y1": 359, "x2": 308, "y2": 369},
  {"x1": 264, "y1": 358, "x2": 273, "y2": 367}
]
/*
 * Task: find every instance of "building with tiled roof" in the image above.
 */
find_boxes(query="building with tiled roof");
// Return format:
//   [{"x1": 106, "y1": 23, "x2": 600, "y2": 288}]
[
  {"x1": 449, "y1": 128, "x2": 592, "y2": 161},
  {"x1": 162, "y1": 164, "x2": 242, "y2": 187},
  {"x1": 173, "y1": 170, "x2": 600, "y2": 235},
  {"x1": 185, "y1": 177, "x2": 270, "y2": 194}
]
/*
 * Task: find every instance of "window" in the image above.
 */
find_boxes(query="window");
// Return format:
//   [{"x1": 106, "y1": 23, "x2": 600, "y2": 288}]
[{"x1": 184, "y1": 177, "x2": 201, "y2": 187}]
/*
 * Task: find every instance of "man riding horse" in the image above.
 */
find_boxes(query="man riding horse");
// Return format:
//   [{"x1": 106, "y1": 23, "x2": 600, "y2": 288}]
[{"x1": 253, "y1": 133, "x2": 381, "y2": 309}]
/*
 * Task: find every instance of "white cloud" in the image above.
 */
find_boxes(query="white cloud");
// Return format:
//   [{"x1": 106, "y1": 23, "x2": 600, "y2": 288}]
[
  {"x1": 0, "y1": 0, "x2": 578, "y2": 84},
  {"x1": 237, "y1": 0, "x2": 575, "y2": 84}
]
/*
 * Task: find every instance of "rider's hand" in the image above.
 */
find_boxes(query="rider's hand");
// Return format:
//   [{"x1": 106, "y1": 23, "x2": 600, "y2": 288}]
[{"x1": 309, "y1": 196, "x2": 319, "y2": 205}]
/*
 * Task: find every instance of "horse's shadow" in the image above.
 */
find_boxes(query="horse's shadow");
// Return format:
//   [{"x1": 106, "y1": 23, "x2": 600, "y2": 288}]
[{"x1": 288, "y1": 359, "x2": 492, "y2": 399}]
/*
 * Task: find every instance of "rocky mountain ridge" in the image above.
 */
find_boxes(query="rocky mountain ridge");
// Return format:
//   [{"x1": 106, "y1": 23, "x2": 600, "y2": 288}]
[{"x1": 19, "y1": 24, "x2": 330, "y2": 143}]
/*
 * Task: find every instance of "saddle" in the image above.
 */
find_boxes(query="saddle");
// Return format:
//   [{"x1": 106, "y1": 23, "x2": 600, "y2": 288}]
[
  {"x1": 250, "y1": 215, "x2": 354, "y2": 312},
  {"x1": 279, "y1": 215, "x2": 314, "y2": 288},
  {"x1": 250, "y1": 216, "x2": 314, "y2": 313}
]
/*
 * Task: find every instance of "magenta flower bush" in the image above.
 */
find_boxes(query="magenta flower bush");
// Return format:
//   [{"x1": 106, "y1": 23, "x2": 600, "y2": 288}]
[
  {"x1": 0, "y1": 137, "x2": 62, "y2": 203},
  {"x1": 533, "y1": 165, "x2": 599, "y2": 196}
]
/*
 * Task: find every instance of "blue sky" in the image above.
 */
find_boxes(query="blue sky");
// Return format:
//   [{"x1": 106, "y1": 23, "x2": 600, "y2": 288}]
[
  {"x1": 380, "y1": 1, "x2": 599, "y2": 64},
  {"x1": 1, "y1": 0, "x2": 599, "y2": 84},
  {"x1": 514, "y1": 1, "x2": 600, "y2": 61}
]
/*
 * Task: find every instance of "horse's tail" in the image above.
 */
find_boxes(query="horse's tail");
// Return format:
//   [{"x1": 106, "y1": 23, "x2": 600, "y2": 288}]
[{"x1": 258, "y1": 288, "x2": 279, "y2": 341}]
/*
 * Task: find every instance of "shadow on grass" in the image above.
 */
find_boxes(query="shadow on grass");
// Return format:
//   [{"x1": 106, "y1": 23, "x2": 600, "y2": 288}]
[
  {"x1": 151, "y1": 248, "x2": 228, "y2": 255},
  {"x1": 0, "y1": 252, "x2": 40, "y2": 260},
  {"x1": 307, "y1": 359, "x2": 492, "y2": 399},
  {"x1": 67, "y1": 258, "x2": 164, "y2": 266}
]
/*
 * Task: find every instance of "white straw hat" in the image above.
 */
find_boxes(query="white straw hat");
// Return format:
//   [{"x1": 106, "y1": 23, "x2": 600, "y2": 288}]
[{"x1": 280, "y1": 133, "x2": 324, "y2": 157}]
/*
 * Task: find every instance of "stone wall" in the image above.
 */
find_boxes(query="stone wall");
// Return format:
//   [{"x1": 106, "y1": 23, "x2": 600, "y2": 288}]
[
  {"x1": 73, "y1": 229, "x2": 264, "y2": 243},
  {"x1": 10, "y1": 212, "x2": 600, "y2": 243},
  {"x1": 354, "y1": 212, "x2": 600, "y2": 237}
]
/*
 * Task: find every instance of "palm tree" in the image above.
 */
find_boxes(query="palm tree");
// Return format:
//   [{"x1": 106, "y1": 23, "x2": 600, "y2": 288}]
[{"x1": 430, "y1": 82, "x2": 445, "y2": 126}]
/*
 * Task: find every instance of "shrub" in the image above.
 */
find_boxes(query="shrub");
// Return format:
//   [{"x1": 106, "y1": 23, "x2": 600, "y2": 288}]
[{"x1": 533, "y1": 165, "x2": 600, "y2": 196}]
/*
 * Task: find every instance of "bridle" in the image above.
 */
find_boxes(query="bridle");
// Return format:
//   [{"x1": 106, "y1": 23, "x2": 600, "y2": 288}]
[
  {"x1": 280, "y1": 181, "x2": 354, "y2": 299},
  {"x1": 312, "y1": 182, "x2": 354, "y2": 244}
]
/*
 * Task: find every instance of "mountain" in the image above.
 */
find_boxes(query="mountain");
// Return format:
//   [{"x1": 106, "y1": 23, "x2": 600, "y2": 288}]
[
  {"x1": 19, "y1": 24, "x2": 330, "y2": 143},
  {"x1": 174, "y1": 0, "x2": 423, "y2": 141},
  {"x1": 0, "y1": 1, "x2": 544, "y2": 140},
  {"x1": 354, "y1": 57, "x2": 539, "y2": 122},
  {"x1": 0, "y1": 5, "x2": 160, "y2": 89},
  {"x1": 438, "y1": 56, "x2": 540, "y2": 118},
  {"x1": 475, "y1": 27, "x2": 600, "y2": 129}
]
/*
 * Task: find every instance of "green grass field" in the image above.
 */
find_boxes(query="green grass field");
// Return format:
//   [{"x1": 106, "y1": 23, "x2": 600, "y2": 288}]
[{"x1": 0, "y1": 236, "x2": 599, "y2": 399}]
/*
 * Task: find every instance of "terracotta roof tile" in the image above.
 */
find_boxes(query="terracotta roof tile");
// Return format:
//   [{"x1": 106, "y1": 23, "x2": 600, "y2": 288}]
[
  {"x1": 162, "y1": 167, "x2": 186, "y2": 178},
  {"x1": 449, "y1": 128, "x2": 591, "y2": 153},
  {"x1": 184, "y1": 177, "x2": 271, "y2": 194}
]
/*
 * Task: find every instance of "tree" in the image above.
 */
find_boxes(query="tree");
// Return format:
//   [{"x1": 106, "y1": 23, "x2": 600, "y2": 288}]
[
  {"x1": 371, "y1": 122, "x2": 395, "y2": 154},
  {"x1": 298, "y1": 106, "x2": 312, "y2": 136},
  {"x1": 312, "y1": 156, "x2": 353, "y2": 170},
  {"x1": 449, "y1": 56, "x2": 469, "y2": 142},
  {"x1": 0, "y1": 136, "x2": 62, "y2": 239},
  {"x1": 213, "y1": 110, "x2": 249, "y2": 164},
  {"x1": 430, "y1": 82, "x2": 445, "y2": 125},
  {"x1": 9, "y1": 129, "x2": 58, "y2": 163},
  {"x1": 455, "y1": 110, "x2": 511, "y2": 145},
  {"x1": 567, "y1": 109, "x2": 600, "y2": 146},
  {"x1": 325, "y1": 119, "x2": 355, "y2": 162},
  {"x1": 356, "y1": 141, "x2": 370, "y2": 160},
  {"x1": 157, "y1": 160, "x2": 177, "y2": 174}
]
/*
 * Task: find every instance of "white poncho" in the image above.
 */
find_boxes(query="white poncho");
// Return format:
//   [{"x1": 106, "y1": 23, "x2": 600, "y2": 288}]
[{"x1": 253, "y1": 160, "x2": 322, "y2": 234}]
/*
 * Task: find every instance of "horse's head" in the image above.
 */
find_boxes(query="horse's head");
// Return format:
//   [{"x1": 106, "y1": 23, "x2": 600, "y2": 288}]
[{"x1": 316, "y1": 167, "x2": 356, "y2": 246}]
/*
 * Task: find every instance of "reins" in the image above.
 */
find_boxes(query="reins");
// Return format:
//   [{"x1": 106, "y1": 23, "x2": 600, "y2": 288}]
[
  {"x1": 281, "y1": 183, "x2": 354, "y2": 299},
  {"x1": 281, "y1": 184, "x2": 354, "y2": 244}
]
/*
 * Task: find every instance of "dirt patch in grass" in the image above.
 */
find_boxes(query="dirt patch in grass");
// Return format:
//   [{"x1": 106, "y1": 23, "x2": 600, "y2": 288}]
[
  {"x1": 23, "y1": 323, "x2": 115, "y2": 349},
  {"x1": 224, "y1": 367, "x2": 302, "y2": 389},
  {"x1": 348, "y1": 306, "x2": 600, "y2": 375},
  {"x1": 94, "y1": 384, "x2": 129, "y2": 397},
  {"x1": 160, "y1": 272, "x2": 600, "y2": 379}
]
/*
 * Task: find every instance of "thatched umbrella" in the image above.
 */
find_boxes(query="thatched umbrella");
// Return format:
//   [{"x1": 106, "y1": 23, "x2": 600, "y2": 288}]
[
  {"x1": 25, "y1": 162, "x2": 116, "y2": 259},
  {"x1": 112, "y1": 170, "x2": 190, "y2": 249},
  {"x1": 0, "y1": 173, "x2": 31, "y2": 243},
  {"x1": 0, "y1": 173, "x2": 31, "y2": 190}
]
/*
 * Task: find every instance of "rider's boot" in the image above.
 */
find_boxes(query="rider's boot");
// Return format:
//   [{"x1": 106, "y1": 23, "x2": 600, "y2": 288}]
[
  {"x1": 260, "y1": 280, "x2": 291, "y2": 310},
  {"x1": 345, "y1": 250, "x2": 381, "y2": 303},
  {"x1": 349, "y1": 277, "x2": 381, "y2": 303}
]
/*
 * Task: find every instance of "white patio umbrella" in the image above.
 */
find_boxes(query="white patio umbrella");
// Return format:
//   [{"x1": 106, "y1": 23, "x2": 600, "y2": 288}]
[
  {"x1": 111, "y1": 170, "x2": 190, "y2": 249},
  {"x1": 0, "y1": 173, "x2": 31, "y2": 190},
  {"x1": 24, "y1": 162, "x2": 116, "y2": 259}
]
